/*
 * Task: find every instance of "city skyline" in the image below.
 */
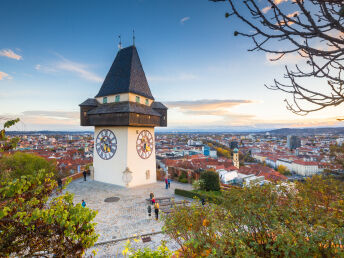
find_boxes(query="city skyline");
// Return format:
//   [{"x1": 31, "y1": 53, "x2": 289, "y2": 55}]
[{"x1": 1, "y1": 0, "x2": 344, "y2": 131}]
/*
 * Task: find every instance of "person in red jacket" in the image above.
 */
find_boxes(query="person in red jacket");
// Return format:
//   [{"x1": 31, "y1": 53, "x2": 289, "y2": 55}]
[{"x1": 165, "y1": 177, "x2": 168, "y2": 189}]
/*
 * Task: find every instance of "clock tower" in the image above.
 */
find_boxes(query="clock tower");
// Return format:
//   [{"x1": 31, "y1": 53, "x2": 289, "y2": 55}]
[{"x1": 79, "y1": 45, "x2": 167, "y2": 187}]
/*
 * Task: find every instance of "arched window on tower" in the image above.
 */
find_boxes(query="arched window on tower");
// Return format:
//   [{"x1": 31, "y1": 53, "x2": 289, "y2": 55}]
[{"x1": 103, "y1": 97, "x2": 107, "y2": 104}]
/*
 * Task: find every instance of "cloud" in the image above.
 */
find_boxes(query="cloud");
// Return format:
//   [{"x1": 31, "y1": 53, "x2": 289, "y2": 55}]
[
  {"x1": 20, "y1": 111, "x2": 79, "y2": 126},
  {"x1": 21, "y1": 111, "x2": 79, "y2": 121},
  {"x1": 166, "y1": 99, "x2": 256, "y2": 126},
  {"x1": 0, "y1": 71, "x2": 12, "y2": 80},
  {"x1": 274, "y1": 0, "x2": 288, "y2": 4},
  {"x1": 265, "y1": 52, "x2": 303, "y2": 65},
  {"x1": 165, "y1": 99, "x2": 253, "y2": 111},
  {"x1": 147, "y1": 73, "x2": 197, "y2": 82},
  {"x1": 165, "y1": 99, "x2": 344, "y2": 128},
  {"x1": 0, "y1": 49, "x2": 22, "y2": 60},
  {"x1": 180, "y1": 17, "x2": 190, "y2": 24},
  {"x1": 0, "y1": 111, "x2": 83, "y2": 131},
  {"x1": 262, "y1": 0, "x2": 293, "y2": 14},
  {"x1": 262, "y1": 6, "x2": 271, "y2": 14},
  {"x1": 35, "y1": 54, "x2": 102, "y2": 83}
]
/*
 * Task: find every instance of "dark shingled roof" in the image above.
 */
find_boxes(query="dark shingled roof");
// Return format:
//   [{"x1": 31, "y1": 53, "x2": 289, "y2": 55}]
[
  {"x1": 79, "y1": 98, "x2": 99, "y2": 106},
  {"x1": 87, "y1": 102, "x2": 161, "y2": 116},
  {"x1": 95, "y1": 46, "x2": 154, "y2": 100},
  {"x1": 151, "y1": 102, "x2": 168, "y2": 109}
]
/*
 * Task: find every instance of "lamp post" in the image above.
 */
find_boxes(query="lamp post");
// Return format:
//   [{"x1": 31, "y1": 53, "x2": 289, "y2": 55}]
[{"x1": 122, "y1": 167, "x2": 133, "y2": 187}]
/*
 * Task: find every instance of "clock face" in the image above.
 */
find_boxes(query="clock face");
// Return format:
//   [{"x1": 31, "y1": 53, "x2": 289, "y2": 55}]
[
  {"x1": 96, "y1": 129, "x2": 117, "y2": 160},
  {"x1": 136, "y1": 130, "x2": 154, "y2": 159}
]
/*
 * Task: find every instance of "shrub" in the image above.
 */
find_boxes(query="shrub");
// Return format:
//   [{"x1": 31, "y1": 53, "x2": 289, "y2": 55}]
[
  {"x1": 178, "y1": 178, "x2": 188, "y2": 183},
  {"x1": 175, "y1": 188, "x2": 202, "y2": 199},
  {"x1": 192, "y1": 179, "x2": 205, "y2": 190},
  {"x1": 175, "y1": 188, "x2": 223, "y2": 204},
  {"x1": 178, "y1": 171, "x2": 188, "y2": 183},
  {"x1": 167, "y1": 176, "x2": 344, "y2": 257},
  {"x1": 200, "y1": 171, "x2": 220, "y2": 191}
]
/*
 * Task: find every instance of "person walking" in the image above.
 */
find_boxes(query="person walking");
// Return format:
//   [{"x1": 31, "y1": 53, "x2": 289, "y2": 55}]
[
  {"x1": 151, "y1": 197, "x2": 156, "y2": 205},
  {"x1": 154, "y1": 202, "x2": 159, "y2": 220},
  {"x1": 168, "y1": 178, "x2": 171, "y2": 189},
  {"x1": 81, "y1": 200, "x2": 86, "y2": 207},
  {"x1": 165, "y1": 177, "x2": 168, "y2": 189},
  {"x1": 147, "y1": 205, "x2": 152, "y2": 217},
  {"x1": 83, "y1": 170, "x2": 87, "y2": 181}
]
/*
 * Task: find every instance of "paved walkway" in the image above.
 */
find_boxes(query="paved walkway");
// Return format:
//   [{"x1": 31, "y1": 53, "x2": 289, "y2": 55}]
[{"x1": 63, "y1": 178, "x2": 192, "y2": 257}]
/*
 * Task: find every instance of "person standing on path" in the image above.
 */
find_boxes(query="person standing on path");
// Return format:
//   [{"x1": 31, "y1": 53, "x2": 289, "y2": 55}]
[
  {"x1": 201, "y1": 198, "x2": 205, "y2": 206},
  {"x1": 82, "y1": 200, "x2": 86, "y2": 207},
  {"x1": 154, "y1": 202, "x2": 159, "y2": 220},
  {"x1": 168, "y1": 178, "x2": 171, "y2": 189},
  {"x1": 83, "y1": 170, "x2": 87, "y2": 181},
  {"x1": 57, "y1": 178, "x2": 62, "y2": 190},
  {"x1": 165, "y1": 177, "x2": 168, "y2": 189}
]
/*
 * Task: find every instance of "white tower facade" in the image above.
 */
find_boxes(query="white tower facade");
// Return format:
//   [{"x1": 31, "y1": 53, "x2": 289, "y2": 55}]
[{"x1": 80, "y1": 46, "x2": 167, "y2": 187}]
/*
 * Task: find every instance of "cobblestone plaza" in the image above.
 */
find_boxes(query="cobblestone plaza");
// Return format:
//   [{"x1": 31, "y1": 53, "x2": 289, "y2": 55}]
[{"x1": 63, "y1": 178, "x2": 192, "y2": 257}]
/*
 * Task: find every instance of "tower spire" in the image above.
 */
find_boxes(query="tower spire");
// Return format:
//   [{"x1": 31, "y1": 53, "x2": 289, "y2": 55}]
[{"x1": 133, "y1": 29, "x2": 135, "y2": 46}]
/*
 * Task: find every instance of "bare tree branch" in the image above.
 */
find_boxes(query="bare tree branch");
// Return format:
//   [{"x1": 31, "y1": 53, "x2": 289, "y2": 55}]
[{"x1": 211, "y1": 0, "x2": 344, "y2": 115}]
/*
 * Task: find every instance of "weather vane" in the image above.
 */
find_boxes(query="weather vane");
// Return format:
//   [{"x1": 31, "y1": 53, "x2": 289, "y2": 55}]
[
  {"x1": 118, "y1": 35, "x2": 122, "y2": 49},
  {"x1": 133, "y1": 29, "x2": 135, "y2": 46}
]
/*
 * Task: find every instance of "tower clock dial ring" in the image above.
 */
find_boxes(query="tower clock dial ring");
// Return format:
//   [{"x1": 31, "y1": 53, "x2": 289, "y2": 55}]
[
  {"x1": 96, "y1": 129, "x2": 117, "y2": 160},
  {"x1": 136, "y1": 130, "x2": 153, "y2": 159}
]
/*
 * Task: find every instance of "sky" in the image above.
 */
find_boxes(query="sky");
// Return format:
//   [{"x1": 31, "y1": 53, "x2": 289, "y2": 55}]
[{"x1": 1, "y1": 0, "x2": 344, "y2": 131}]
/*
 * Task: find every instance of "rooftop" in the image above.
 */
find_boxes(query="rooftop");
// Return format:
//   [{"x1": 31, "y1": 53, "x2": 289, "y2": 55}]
[{"x1": 95, "y1": 46, "x2": 154, "y2": 100}]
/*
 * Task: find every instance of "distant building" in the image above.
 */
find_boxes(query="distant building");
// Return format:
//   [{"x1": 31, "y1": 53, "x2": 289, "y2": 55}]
[
  {"x1": 203, "y1": 145, "x2": 210, "y2": 156},
  {"x1": 230, "y1": 141, "x2": 239, "y2": 150},
  {"x1": 187, "y1": 139, "x2": 203, "y2": 146},
  {"x1": 287, "y1": 135, "x2": 301, "y2": 150},
  {"x1": 233, "y1": 148, "x2": 240, "y2": 168},
  {"x1": 336, "y1": 138, "x2": 344, "y2": 146},
  {"x1": 202, "y1": 145, "x2": 217, "y2": 158},
  {"x1": 292, "y1": 160, "x2": 318, "y2": 176},
  {"x1": 218, "y1": 169, "x2": 238, "y2": 184},
  {"x1": 276, "y1": 158, "x2": 293, "y2": 171}
]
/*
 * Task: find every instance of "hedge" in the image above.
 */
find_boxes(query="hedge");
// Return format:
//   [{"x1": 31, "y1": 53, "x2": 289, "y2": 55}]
[{"x1": 175, "y1": 188, "x2": 223, "y2": 204}]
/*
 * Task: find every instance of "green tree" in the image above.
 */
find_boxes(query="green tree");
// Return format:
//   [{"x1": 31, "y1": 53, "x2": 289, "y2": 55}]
[
  {"x1": 0, "y1": 170, "x2": 98, "y2": 257},
  {"x1": 277, "y1": 164, "x2": 291, "y2": 176},
  {"x1": 0, "y1": 118, "x2": 20, "y2": 151},
  {"x1": 0, "y1": 152, "x2": 57, "y2": 181},
  {"x1": 200, "y1": 171, "x2": 220, "y2": 191},
  {"x1": 0, "y1": 118, "x2": 98, "y2": 256},
  {"x1": 163, "y1": 175, "x2": 344, "y2": 257}
]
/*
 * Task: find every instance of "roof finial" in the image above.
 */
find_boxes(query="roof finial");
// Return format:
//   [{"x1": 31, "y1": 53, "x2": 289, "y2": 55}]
[
  {"x1": 133, "y1": 29, "x2": 135, "y2": 46},
  {"x1": 118, "y1": 35, "x2": 122, "y2": 49}
]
